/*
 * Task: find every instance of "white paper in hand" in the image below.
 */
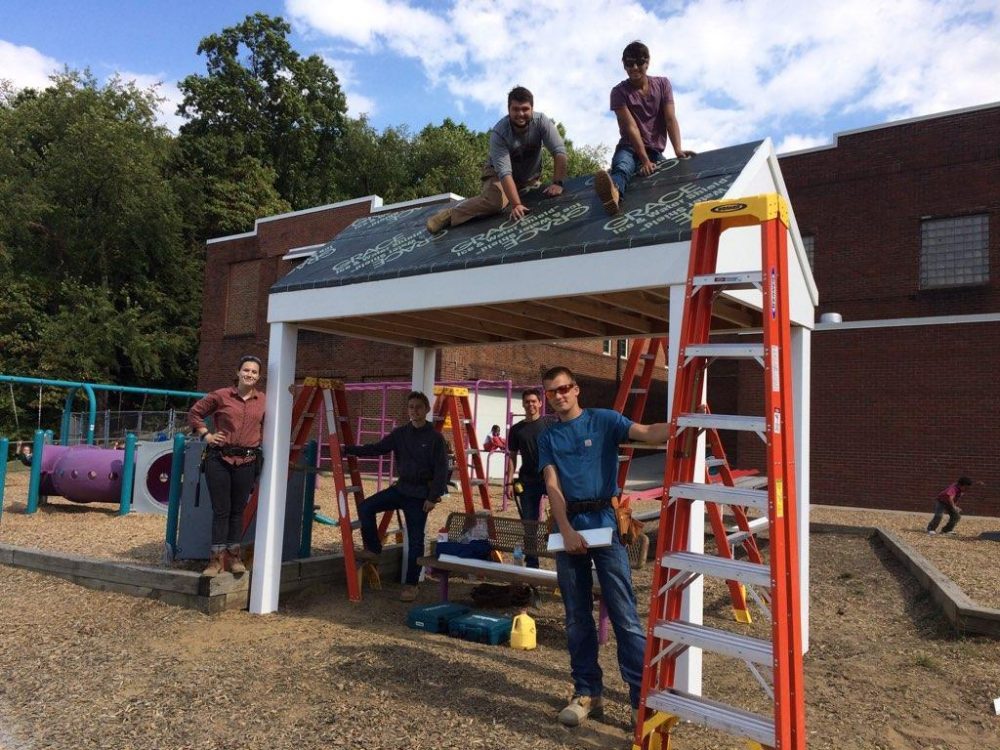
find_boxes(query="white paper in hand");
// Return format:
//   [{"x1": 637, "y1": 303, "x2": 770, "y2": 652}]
[{"x1": 547, "y1": 526, "x2": 614, "y2": 552}]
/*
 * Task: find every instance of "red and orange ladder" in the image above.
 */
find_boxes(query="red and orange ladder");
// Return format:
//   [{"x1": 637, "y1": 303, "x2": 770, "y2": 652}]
[
  {"x1": 614, "y1": 336, "x2": 668, "y2": 495},
  {"x1": 634, "y1": 194, "x2": 805, "y2": 750},
  {"x1": 432, "y1": 386, "x2": 492, "y2": 514},
  {"x1": 288, "y1": 378, "x2": 393, "y2": 602},
  {"x1": 611, "y1": 339, "x2": 765, "y2": 623}
]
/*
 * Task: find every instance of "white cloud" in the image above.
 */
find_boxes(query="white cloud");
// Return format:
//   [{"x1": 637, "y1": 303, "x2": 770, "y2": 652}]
[
  {"x1": 286, "y1": 0, "x2": 1000, "y2": 156},
  {"x1": 322, "y1": 56, "x2": 376, "y2": 118},
  {"x1": 0, "y1": 39, "x2": 61, "y2": 91},
  {"x1": 116, "y1": 71, "x2": 185, "y2": 132}
]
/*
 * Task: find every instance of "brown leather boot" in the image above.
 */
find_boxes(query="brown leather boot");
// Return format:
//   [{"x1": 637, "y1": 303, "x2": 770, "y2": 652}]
[
  {"x1": 202, "y1": 549, "x2": 225, "y2": 576},
  {"x1": 227, "y1": 546, "x2": 247, "y2": 574}
]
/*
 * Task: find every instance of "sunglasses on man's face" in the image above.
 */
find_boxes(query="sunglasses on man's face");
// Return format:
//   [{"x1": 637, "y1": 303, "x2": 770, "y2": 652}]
[
  {"x1": 545, "y1": 383, "x2": 576, "y2": 397},
  {"x1": 623, "y1": 58, "x2": 648, "y2": 68}
]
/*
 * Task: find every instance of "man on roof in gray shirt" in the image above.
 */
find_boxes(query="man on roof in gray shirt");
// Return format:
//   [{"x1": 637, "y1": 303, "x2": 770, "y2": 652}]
[{"x1": 426, "y1": 86, "x2": 568, "y2": 233}]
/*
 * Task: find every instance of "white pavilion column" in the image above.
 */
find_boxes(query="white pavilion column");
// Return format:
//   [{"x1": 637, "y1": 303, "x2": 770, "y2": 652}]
[
  {"x1": 791, "y1": 325, "x2": 811, "y2": 649},
  {"x1": 411, "y1": 347, "x2": 437, "y2": 395},
  {"x1": 250, "y1": 322, "x2": 298, "y2": 614},
  {"x1": 667, "y1": 283, "x2": 705, "y2": 694}
]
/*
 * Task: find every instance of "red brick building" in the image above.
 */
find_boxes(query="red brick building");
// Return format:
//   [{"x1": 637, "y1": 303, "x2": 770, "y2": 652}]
[{"x1": 199, "y1": 103, "x2": 999, "y2": 517}]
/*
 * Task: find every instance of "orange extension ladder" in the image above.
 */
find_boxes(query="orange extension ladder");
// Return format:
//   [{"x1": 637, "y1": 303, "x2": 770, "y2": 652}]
[
  {"x1": 287, "y1": 378, "x2": 394, "y2": 603},
  {"x1": 432, "y1": 386, "x2": 492, "y2": 514},
  {"x1": 633, "y1": 194, "x2": 805, "y2": 750}
]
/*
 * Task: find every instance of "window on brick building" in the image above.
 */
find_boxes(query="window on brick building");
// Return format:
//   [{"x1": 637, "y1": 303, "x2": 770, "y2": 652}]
[
  {"x1": 919, "y1": 215, "x2": 989, "y2": 289},
  {"x1": 224, "y1": 260, "x2": 261, "y2": 336},
  {"x1": 801, "y1": 234, "x2": 815, "y2": 271},
  {"x1": 602, "y1": 338, "x2": 630, "y2": 359}
]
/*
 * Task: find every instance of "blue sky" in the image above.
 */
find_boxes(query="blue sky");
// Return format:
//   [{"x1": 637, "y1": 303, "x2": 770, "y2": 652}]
[{"x1": 2, "y1": 0, "x2": 999, "y2": 158}]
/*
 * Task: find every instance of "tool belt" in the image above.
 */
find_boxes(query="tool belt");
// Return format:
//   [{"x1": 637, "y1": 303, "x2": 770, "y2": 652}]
[
  {"x1": 213, "y1": 445, "x2": 262, "y2": 459},
  {"x1": 204, "y1": 445, "x2": 264, "y2": 477},
  {"x1": 566, "y1": 498, "x2": 613, "y2": 516}
]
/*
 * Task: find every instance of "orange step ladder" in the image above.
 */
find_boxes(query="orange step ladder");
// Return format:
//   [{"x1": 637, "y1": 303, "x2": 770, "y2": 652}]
[
  {"x1": 634, "y1": 194, "x2": 805, "y2": 750},
  {"x1": 611, "y1": 337, "x2": 763, "y2": 623},
  {"x1": 287, "y1": 378, "x2": 393, "y2": 602},
  {"x1": 432, "y1": 386, "x2": 492, "y2": 514},
  {"x1": 613, "y1": 337, "x2": 668, "y2": 496}
]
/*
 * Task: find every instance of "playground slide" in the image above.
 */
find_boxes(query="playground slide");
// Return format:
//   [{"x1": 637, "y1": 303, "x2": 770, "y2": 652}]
[{"x1": 40, "y1": 444, "x2": 124, "y2": 503}]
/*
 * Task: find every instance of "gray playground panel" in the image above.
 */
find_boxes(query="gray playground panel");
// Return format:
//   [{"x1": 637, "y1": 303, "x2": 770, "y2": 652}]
[{"x1": 174, "y1": 442, "x2": 305, "y2": 561}]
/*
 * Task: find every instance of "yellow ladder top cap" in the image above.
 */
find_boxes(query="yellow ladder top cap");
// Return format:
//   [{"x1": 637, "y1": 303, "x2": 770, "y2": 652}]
[
  {"x1": 303, "y1": 377, "x2": 344, "y2": 389},
  {"x1": 691, "y1": 193, "x2": 788, "y2": 229},
  {"x1": 433, "y1": 385, "x2": 469, "y2": 396}
]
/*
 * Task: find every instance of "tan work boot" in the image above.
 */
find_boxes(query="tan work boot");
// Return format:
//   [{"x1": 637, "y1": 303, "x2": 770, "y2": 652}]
[
  {"x1": 558, "y1": 695, "x2": 604, "y2": 727},
  {"x1": 593, "y1": 171, "x2": 620, "y2": 215},
  {"x1": 399, "y1": 584, "x2": 419, "y2": 602},
  {"x1": 227, "y1": 546, "x2": 247, "y2": 574},
  {"x1": 202, "y1": 550, "x2": 225, "y2": 577},
  {"x1": 426, "y1": 207, "x2": 453, "y2": 234}
]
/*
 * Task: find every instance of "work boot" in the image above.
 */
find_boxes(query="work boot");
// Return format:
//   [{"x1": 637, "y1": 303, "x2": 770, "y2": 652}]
[
  {"x1": 426, "y1": 207, "x2": 453, "y2": 234},
  {"x1": 227, "y1": 546, "x2": 247, "y2": 574},
  {"x1": 399, "y1": 584, "x2": 419, "y2": 602},
  {"x1": 202, "y1": 549, "x2": 225, "y2": 577},
  {"x1": 558, "y1": 695, "x2": 603, "y2": 727},
  {"x1": 593, "y1": 171, "x2": 620, "y2": 215}
]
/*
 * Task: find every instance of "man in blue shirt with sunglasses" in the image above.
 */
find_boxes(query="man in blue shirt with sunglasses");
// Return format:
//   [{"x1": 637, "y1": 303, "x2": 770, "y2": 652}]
[{"x1": 537, "y1": 365, "x2": 669, "y2": 728}]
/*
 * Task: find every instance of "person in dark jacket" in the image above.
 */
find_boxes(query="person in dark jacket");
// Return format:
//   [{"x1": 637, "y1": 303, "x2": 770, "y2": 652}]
[{"x1": 344, "y1": 391, "x2": 448, "y2": 602}]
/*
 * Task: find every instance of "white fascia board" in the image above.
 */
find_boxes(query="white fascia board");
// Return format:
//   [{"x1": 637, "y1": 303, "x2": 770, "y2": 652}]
[
  {"x1": 267, "y1": 240, "x2": 690, "y2": 324},
  {"x1": 207, "y1": 193, "x2": 464, "y2": 246},
  {"x1": 816, "y1": 312, "x2": 1000, "y2": 331},
  {"x1": 371, "y1": 193, "x2": 464, "y2": 212},
  {"x1": 715, "y1": 138, "x2": 816, "y2": 329}
]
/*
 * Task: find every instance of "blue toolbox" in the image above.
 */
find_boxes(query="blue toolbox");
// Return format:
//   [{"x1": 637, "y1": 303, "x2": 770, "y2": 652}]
[
  {"x1": 406, "y1": 602, "x2": 471, "y2": 634},
  {"x1": 447, "y1": 613, "x2": 514, "y2": 645}
]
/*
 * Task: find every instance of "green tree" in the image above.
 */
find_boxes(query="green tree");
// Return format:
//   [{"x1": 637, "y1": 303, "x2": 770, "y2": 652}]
[
  {"x1": 0, "y1": 71, "x2": 200, "y2": 416},
  {"x1": 177, "y1": 13, "x2": 349, "y2": 213}
]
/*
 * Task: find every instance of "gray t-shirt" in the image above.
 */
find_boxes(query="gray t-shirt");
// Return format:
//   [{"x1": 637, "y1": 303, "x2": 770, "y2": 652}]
[{"x1": 488, "y1": 112, "x2": 567, "y2": 187}]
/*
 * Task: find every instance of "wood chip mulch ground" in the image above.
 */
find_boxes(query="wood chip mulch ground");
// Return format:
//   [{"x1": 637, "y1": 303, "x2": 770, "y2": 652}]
[{"x1": 2, "y1": 467, "x2": 999, "y2": 749}]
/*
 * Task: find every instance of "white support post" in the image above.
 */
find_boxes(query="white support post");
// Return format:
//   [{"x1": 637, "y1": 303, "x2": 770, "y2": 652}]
[
  {"x1": 791, "y1": 325, "x2": 811, "y2": 649},
  {"x1": 667, "y1": 283, "x2": 704, "y2": 694},
  {"x1": 411, "y1": 347, "x2": 437, "y2": 395},
  {"x1": 250, "y1": 322, "x2": 298, "y2": 614}
]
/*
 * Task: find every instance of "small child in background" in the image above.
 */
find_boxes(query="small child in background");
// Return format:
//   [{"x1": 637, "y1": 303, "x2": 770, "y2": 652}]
[{"x1": 927, "y1": 477, "x2": 973, "y2": 535}]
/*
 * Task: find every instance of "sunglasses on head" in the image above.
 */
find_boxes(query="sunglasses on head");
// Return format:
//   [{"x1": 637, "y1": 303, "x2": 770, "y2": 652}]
[
  {"x1": 240, "y1": 355, "x2": 262, "y2": 367},
  {"x1": 544, "y1": 383, "x2": 576, "y2": 396},
  {"x1": 623, "y1": 57, "x2": 648, "y2": 68}
]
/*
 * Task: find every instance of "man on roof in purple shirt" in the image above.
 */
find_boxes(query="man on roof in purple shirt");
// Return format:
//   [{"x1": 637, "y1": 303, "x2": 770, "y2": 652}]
[{"x1": 594, "y1": 40, "x2": 695, "y2": 216}]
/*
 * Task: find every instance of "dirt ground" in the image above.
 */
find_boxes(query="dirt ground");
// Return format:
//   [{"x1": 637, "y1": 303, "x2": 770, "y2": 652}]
[{"x1": 1, "y1": 465, "x2": 999, "y2": 750}]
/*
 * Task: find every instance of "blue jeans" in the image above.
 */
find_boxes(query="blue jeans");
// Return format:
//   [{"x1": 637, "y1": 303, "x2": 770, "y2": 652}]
[
  {"x1": 610, "y1": 144, "x2": 665, "y2": 196},
  {"x1": 516, "y1": 479, "x2": 545, "y2": 569},
  {"x1": 358, "y1": 485, "x2": 428, "y2": 585},
  {"x1": 556, "y1": 511, "x2": 646, "y2": 707},
  {"x1": 927, "y1": 500, "x2": 960, "y2": 533}
]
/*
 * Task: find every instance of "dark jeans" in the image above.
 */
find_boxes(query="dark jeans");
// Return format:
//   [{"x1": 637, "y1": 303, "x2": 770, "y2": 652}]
[
  {"x1": 203, "y1": 454, "x2": 257, "y2": 549},
  {"x1": 609, "y1": 144, "x2": 665, "y2": 196},
  {"x1": 556, "y1": 524, "x2": 646, "y2": 708},
  {"x1": 927, "y1": 500, "x2": 961, "y2": 533},
  {"x1": 516, "y1": 479, "x2": 545, "y2": 569},
  {"x1": 358, "y1": 485, "x2": 428, "y2": 586}
]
